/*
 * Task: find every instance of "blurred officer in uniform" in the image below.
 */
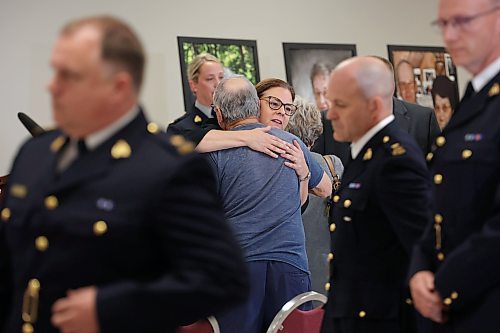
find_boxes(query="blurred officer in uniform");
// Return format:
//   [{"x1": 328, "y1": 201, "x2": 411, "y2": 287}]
[
  {"x1": 167, "y1": 53, "x2": 224, "y2": 137},
  {"x1": 320, "y1": 56, "x2": 433, "y2": 333},
  {"x1": 312, "y1": 58, "x2": 440, "y2": 165},
  {"x1": 0, "y1": 16, "x2": 247, "y2": 333},
  {"x1": 409, "y1": 0, "x2": 500, "y2": 331}
]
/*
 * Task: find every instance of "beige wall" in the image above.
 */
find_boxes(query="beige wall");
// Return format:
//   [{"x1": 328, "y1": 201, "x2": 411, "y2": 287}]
[{"x1": 0, "y1": 0, "x2": 470, "y2": 175}]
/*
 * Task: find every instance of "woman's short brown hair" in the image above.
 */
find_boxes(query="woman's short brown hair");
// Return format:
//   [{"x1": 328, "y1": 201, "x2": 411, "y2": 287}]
[{"x1": 255, "y1": 78, "x2": 295, "y2": 100}]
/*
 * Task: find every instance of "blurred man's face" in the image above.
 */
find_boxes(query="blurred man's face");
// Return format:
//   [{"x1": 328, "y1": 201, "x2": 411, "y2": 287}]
[
  {"x1": 326, "y1": 70, "x2": 371, "y2": 143},
  {"x1": 438, "y1": 0, "x2": 500, "y2": 75},
  {"x1": 396, "y1": 63, "x2": 417, "y2": 103},
  {"x1": 312, "y1": 74, "x2": 329, "y2": 111},
  {"x1": 48, "y1": 25, "x2": 115, "y2": 138}
]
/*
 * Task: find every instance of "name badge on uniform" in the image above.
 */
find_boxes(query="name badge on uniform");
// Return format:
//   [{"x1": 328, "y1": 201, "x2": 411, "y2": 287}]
[
  {"x1": 96, "y1": 198, "x2": 114, "y2": 211},
  {"x1": 348, "y1": 182, "x2": 362, "y2": 189},
  {"x1": 464, "y1": 133, "x2": 483, "y2": 142}
]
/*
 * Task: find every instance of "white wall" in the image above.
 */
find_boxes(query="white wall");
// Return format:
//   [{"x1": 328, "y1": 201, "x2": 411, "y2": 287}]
[{"x1": 0, "y1": 0, "x2": 470, "y2": 175}]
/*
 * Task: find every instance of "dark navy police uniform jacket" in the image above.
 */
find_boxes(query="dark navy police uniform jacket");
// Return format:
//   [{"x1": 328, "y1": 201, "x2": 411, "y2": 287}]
[
  {"x1": 321, "y1": 121, "x2": 433, "y2": 333},
  {"x1": 409, "y1": 72, "x2": 500, "y2": 333},
  {"x1": 0, "y1": 110, "x2": 248, "y2": 333}
]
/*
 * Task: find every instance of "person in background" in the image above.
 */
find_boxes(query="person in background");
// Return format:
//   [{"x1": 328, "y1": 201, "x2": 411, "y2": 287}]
[
  {"x1": 167, "y1": 53, "x2": 224, "y2": 136},
  {"x1": 193, "y1": 78, "x2": 333, "y2": 202},
  {"x1": 0, "y1": 16, "x2": 248, "y2": 333},
  {"x1": 209, "y1": 76, "x2": 314, "y2": 333},
  {"x1": 396, "y1": 60, "x2": 418, "y2": 104},
  {"x1": 320, "y1": 56, "x2": 432, "y2": 333},
  {"x1": 285, "y1": 95, "x2": 344, "y2": 295},
  {"x1": 409, "y1": 0, "x2": 500, "y2": 331},
  {"x1": 312, "y1": 56, "x2": 440, "y2": 164},
  {"x1": 431, "y1": 76, "x2": 457, "y2": 129},
  {"x1": 310, "y1": 62, "x2": 333, "y2": 112}
]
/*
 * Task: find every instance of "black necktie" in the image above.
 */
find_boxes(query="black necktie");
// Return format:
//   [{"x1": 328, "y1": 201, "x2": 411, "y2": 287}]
[
  {"x1": 77, "y1": 139, "x2": 88, "y2": 156},
  {"x1": 345, "y1": 147, "x2": 353, "y2": 166},
  {"x1": 462, "y1": 81, "x2": 475, "y2": 102}
]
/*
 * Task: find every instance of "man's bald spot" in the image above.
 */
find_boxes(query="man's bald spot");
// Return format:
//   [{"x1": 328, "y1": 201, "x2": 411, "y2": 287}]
[
  {"x1": 336, "y1": 57, "x2": 395, "y2": 102},
  {"x1": 224, "y1": 77, "x2": 250, "y2": 92}
]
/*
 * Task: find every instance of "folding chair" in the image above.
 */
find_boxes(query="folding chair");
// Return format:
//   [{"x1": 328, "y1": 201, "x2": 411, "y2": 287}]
[
  {"x1": 266, "y1": 291, "x2": 327, "y2": 333},
  {"x1": 177, "y1": 316, "x2": 220, "y2": 333}
]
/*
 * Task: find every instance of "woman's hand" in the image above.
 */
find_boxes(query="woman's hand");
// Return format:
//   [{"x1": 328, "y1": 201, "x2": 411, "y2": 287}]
[
  {"x1": 244, "y1": 126, "x2": 288, "y2": 158},
  {"x1": 281, "y1": 140, "x2": 309, "y2": 179}
]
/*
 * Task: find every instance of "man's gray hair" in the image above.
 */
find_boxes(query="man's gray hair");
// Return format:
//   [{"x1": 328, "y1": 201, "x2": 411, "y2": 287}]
[{"x1": 213, "y1": 75, "x2": 260, "y2": 123}]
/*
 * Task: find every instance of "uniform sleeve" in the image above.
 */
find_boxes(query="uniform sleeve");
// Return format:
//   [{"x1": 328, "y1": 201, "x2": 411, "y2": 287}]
[
  {"x1": 96, "y1": 154, "x2": 248, "y2": 332},
  {"x1": 0, "y1": 223, "x2": 12, "y2": 331},
  {"x1": 434, "y1": 178, "x2": 500, "y2": 311}
]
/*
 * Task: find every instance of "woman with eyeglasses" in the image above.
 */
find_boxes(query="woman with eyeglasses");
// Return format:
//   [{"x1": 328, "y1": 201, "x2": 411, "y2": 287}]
[{"x1": 194, "y1": 78, "x2": 332, "y2": 202}]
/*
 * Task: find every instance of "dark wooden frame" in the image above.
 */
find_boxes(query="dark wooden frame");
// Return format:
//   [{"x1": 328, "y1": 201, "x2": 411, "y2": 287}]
[
  {"x1": 282, "y1": 43, "x2": 357, "y2": 106},
  {"x1": 177, "y1": 36, "x2": 260, "y2": 111},
  {"x1": 387, "y1": 44, "x2": 459, "y2": 108}
]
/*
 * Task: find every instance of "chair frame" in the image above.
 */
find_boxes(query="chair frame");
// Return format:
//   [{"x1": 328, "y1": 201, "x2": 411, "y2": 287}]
[{"x1": 266, "y1": 291, "x2": 327, "y2": 333}]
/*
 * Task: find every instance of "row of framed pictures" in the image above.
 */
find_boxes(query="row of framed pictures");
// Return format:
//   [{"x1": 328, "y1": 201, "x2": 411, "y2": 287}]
[{"x1": 178, "y1": 36, "x2": 459, "y2": 112}]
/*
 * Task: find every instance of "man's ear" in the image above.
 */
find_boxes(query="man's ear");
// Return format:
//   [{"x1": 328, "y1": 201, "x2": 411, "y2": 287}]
[
  {"x1": 215, "y1": 106, "x2": 225, "y2": 129},
  {"x1": 369, "y1": 96, "x2": 389, "y2": 122},
  {"x1": 111, "y1": 71, "x2": 133, "y2": 100}
]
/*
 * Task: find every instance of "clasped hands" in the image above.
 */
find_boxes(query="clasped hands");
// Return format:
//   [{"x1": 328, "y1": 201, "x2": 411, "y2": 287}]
[
  {"x1": 51, "y1": 286, "x2": 99, "y2": 333},
  {"x1": 409, "y1": 271, "x2": 448, "y2": 323}
]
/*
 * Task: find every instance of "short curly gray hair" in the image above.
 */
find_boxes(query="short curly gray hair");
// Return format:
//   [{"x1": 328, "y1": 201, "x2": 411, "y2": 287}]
[{"x1": 285, "y1": 95, "x2": 323, "y2": 147}]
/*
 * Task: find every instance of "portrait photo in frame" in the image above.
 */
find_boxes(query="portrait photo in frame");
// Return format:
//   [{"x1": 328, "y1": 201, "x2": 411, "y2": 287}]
[
  {"x1": 282, "y1": 43, "x2": 357, "y2": 112},
  {"x1": 177, "y1": 36, "x2": 260, "y2": 112},
  {"x1": 387, "y1": 45, "x2": 459, "y2": 111}
]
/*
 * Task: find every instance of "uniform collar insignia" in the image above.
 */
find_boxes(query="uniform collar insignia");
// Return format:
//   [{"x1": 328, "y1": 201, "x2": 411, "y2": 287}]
[
  {"x1": 363, "y1": 148, "x2": 372, "y2": 161},
  {"x1": 111, "y1": 140, "x2": 132, "y2": 159},
  {"x1": 194, "y1": 115, "x2": 202, "y2": 123},
  {"x1": 488, "y1": 83, "x2": 499, "y2": 97},
  {"x1": 50, "y1": 135, "x2": 66, "y2": 153}
]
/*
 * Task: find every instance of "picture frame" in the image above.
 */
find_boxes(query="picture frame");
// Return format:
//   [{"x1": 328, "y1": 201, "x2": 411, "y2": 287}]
[
  {"x1": 282, "y1": 43, "x2": 357, "y2": 111},
  {"x1": 177, "y1": 36, "x2": 260, "y2": 112},
  {"x1": 387, "y1": 44, "x2": 459, "y2": 109}
]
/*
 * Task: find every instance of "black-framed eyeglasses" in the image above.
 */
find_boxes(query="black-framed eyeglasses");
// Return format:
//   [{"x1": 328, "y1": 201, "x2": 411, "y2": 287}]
[
  {"x1": 431, "y1": 6, "x2": 499, "y2": 32},
  {"x1": 260, "y1": 96, "x2": 297, "y2": 116}
]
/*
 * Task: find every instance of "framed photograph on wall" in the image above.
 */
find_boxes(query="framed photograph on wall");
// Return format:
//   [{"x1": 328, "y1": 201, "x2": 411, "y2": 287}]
[
  {"x1": 282, "y1": 43, "x2": 357, "y2": 112},
  {"x1": 177, "y1": 36, "x2": 260, "y2": 111},
  {"x1": 387, "y1": 44, "x2": 459, "y2": 111}
]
